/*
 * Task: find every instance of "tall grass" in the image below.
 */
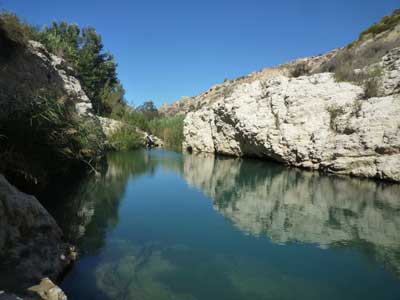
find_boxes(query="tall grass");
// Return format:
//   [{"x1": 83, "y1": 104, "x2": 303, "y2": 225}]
[
  {"x1": 114, "y1": 111, "x2": 185, "y2": 151},
  {"x1": 107, "y1": 127, "x2": 143, "y2": 151},
  {"x1": 148, "y1": 115, "x2": 185, "y2": 151},
  {"x1": 0, "y1": 90, "x2": 105, "y2": 190}
]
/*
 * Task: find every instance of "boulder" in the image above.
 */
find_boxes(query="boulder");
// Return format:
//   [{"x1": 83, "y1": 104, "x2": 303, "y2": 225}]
[
  {"x1": 0, "y1": 174, "x2": 75, "y2": 293},
  {"x1": 28, "y1": 278, "x2": 67, "y2": 300}
]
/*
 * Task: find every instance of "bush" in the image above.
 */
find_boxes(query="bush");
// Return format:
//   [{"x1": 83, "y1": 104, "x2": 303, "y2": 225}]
[
  {"x1": 0, "y1": 12, "x2": 40, "y2": 46},
  {"x1": 108, "y1": 127, "x2": 143, "y2": 151},
  {"x1": 359, "y1": 9, "x2": 400, "y2": 40},
  {"x1": 0, "y1": 90, "x2": 105, "y2": 191},
  {"x1": 290, "y1": 62, "x2": 310, "y2": 78},
  {"x1": 363, "y1": 78, "x2": 379, "y2": 99},
  {"x1": 148, "y1": 115, "x2": 185, "y2": 150},
  {"x1": 327, "y1": 106, "x2": 346, "y2": 131}
]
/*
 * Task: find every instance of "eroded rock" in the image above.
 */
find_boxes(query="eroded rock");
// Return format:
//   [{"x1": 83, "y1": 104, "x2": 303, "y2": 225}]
[
  {"x1": 0, "y1": 174, "x2": 74, "y2": 293},
  {"x1": 183, "y1": 48, "x2": 400, "y2": 182}
]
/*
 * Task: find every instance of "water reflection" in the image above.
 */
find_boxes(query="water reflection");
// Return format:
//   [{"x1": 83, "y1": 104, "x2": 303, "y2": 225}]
[
  {"x1": 49, "y1": 150, "x2": 400, "y2": 300},
  {"x1": 183, "y1": 153, "x2": 400, "y2": 276},
  {"x1": 44, "y1": 150, "x2": 162, "y2": 254}
]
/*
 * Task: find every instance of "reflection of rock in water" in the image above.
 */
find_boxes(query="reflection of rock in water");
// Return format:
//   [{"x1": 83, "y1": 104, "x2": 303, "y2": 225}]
[
  {"x1": 44, "y1": 150, "x2": 157, "y2": 255},
  {"x1": 183, "y1": 153, "x2": 400, "y2": 275},
  {"x1": 95, "y1": 240, "x2": 194, "y2": 300}
]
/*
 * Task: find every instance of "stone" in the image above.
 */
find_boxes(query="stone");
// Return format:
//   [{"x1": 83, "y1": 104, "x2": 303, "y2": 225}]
[
  {"x1": 183, "y1": 48, "x2": 400, "y2": 182},
  {"x1": 98, "y1": 116, "x2": 124, "y2": 137},
  {"x1": 0, "y1": 174, "x2": 74, "y2": 292},
  {"x1": 28, "y1": 278, "x2": 67, "y2": 300}
]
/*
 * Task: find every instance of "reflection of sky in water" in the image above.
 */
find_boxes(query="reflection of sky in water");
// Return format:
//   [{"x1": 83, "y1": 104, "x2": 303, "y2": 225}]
[{"x1": 57, "y1": 150, "x2": 400, "y2": 300}]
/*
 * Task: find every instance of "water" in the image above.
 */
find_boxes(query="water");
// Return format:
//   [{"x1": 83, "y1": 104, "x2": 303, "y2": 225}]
[{"x1": 45, "y1": 149, "x2": 400, "y2": 300}]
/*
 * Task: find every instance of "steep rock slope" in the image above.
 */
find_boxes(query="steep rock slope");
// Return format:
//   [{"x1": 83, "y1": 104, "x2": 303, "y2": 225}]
[
  {"x1": 181, "y1": 13, "x2": 400, "y2": 182},
  {"x1": 0, "y1": 29, "x2": 105, "y2": 192}
]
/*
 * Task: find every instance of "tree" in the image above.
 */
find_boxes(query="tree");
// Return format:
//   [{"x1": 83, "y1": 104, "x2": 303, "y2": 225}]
[
  {"x1": 136, "y1": 101, "x2": 159, "y2": 120},
  {"x1": 39, "y1": 22, "x2": 123, "y2": 116}
]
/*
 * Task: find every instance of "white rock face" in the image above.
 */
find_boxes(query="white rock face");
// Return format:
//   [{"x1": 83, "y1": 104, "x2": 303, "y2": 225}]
[
  {"x1": 183, "y1": 49, "x2": 400, "y2": 182},
  {"x1": 98, "y1": 116, "x2": 124, "y2": 137},
  {"x1": 28, "y1": 41, "x2": 94, "y2": 117}
]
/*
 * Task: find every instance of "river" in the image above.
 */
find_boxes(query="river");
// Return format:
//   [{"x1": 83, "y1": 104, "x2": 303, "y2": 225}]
[{"x1": 43, "y1": 149, "x2": 400, "y2": 300}]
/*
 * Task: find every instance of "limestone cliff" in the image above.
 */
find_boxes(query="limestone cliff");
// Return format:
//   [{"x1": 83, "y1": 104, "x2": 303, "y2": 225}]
[
  {"x1": 178, "y1": 11, "x2": 400, "y2": 181},
  {"x1": 0, "y1": 31, "x2": 105, "y2": 192}
]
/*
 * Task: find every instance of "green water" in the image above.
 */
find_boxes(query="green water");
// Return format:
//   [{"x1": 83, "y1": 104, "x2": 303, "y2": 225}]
[{"x1": 47, "y1": 149, "x2": 400, "y2": 300}]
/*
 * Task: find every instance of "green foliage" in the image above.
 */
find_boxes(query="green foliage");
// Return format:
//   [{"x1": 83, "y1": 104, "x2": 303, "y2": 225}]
[
  {"x1": 359, "y1": 9, "x2": 400, "y2": 40},
  {"x1": 121, "y1": 110, "x2": 152, "y2": 132},
  {"x1": 148, "y1": 115, "x2": 185, "y2": 151},
  {"x1": 0, "y1": 12, "x2": 126, "y2": 117},
  {"x1": 289, "y1": 62, "x2": 310, "y2": 78},
  {"x1": 136, "y1": 101, "x2": 159, "y2": 120},
  {"x1": 108, "y1": 127, "x2": 143, "y2": 151},
  {"x1": 119, "y1": 105, "x2": 185, "y2": 151},
  {"x1": 39, "y1": 22, "x2": 124, "y2": 116},
  {"x1": 0, "y1": 11, "x2": 40, "y2": 46},
  {"x1": 0, "y1": 91, "x2": 104, "y2": 189}
]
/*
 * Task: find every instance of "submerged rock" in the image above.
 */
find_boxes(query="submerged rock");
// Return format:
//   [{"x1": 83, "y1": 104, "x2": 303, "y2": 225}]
[
  {"x1": 0, "y1": 174, "x2": 74, "y2": 293},
  {"x1": 28, "y1": 278, "x2": 67, "y2": 300}
]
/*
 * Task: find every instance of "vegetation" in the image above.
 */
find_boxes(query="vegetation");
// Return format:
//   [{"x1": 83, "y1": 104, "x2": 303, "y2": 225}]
[
  {"x1": 108, "y1": 127, "x2": 143, "y2": 151},
  {"x1": 0, "y1": 11, "x2": 40, "y2": 47},
  {"x1": 148, "y1": 115, "x2": 185, "y2": 150},
  {"x1": 0, "y1": 12, "x2": 186, "y2": 153},
  {"x1": 327, "y1": 106, "x2": 346, "y2": 131},
  {"x1": 0, "y1": 11, "x2": 126, "y2": 117},
  {"x1": 116, "y1": 102, "x2": 185, "y2": 151},
  {"x1": 39, "y1": 21, "x2": 126, "y2": 116},
  {"x1": 289, "y1": 62, "x2": 310, "y2": 78},
  {"x1": 359, "y1": 9, "x2": 400, "y2": 40},
  {"x1": 0, "y1": 90, "x2": 104, "y2": 192}
]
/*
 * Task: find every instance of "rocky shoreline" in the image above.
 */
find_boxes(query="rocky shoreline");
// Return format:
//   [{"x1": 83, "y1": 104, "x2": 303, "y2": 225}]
[{"x1": 178, "y1": 21, "x2": 400, "y2": 182}]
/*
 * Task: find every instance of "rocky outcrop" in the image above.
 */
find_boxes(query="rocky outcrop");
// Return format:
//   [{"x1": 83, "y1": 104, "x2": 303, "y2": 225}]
[
  {"x1": 183, "y1": 47, "x2": 400, "y2": 182},
  {"x1": 0, "y1": 40, "x2": 95, "y2": 119},
  {"x1": 143, "y1": 132, "x2": 164, "y2": 148},
  {"x1": 98, "y1": 116, "x2": 124, "y2": 137},
  {"x1": 0, "y1": 174, "x2": 76, "y2": 294},
  {"x1": 0, "y1": 35, "x2": 106, "y2": 192}
]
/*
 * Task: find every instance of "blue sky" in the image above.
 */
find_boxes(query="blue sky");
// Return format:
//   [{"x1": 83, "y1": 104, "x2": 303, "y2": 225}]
[{"x1": 2, "y1": 0, "x2": 399, "y2": 107}]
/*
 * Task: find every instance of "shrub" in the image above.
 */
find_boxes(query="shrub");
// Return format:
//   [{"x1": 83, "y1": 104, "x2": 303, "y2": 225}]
[
  {"x1": 290, "y1": 62, "x2": 310, "y2": 78},
  {"x1": 0, "y1": 90, "x2": 105, "y2": 191},
  {"x1": 327, "y1": 106, "x2": 346, "y2": 131},
  {"x1": 108, "y1": 127, "x2": 143, "y2": 151},
  {"x1": 0, "y1": 12, "x2": 40, "y2": 46},
  {"x1": 359, "y1": 9, "x2": 400, "y2": 40},
  {"x1": 316, "y1": 32, "x2": 399, "y2": 84},
  {"x1": 148, "y1": 115, "x2": 185, "y2": 150}
]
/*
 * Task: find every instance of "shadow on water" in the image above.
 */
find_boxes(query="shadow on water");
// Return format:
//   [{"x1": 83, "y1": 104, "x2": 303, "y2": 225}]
[
  {"x1": 38, "y1": 150, "x2": 400, "y2": 300},
  {"x1": 42, "y1": 150, "x2": 161, "y2": 254}
]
